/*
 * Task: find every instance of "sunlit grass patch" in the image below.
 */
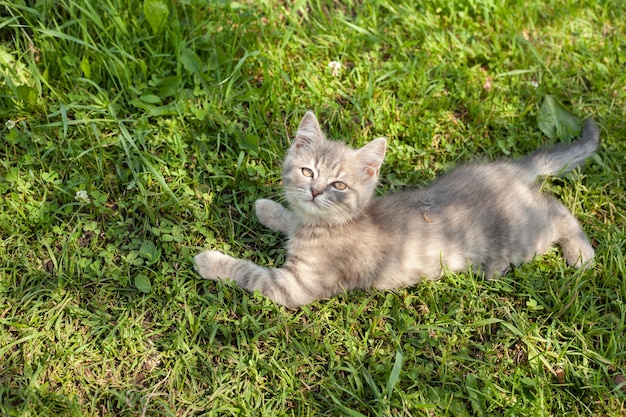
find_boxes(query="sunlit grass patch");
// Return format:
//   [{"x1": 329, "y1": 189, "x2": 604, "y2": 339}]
[{"x1": 1, "y1": 0, "x2": 625, "y2": 415}]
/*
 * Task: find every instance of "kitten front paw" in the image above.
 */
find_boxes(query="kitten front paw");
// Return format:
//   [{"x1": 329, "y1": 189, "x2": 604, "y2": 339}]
[
  {"x1": 255, "y1": 199, "x2": 290, "y2": 233},
  {"x1": 194, "y1": 250, "x2": 233, "y2": 281}
]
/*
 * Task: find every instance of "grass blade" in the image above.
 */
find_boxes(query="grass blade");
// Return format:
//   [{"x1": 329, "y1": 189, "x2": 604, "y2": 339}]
[{"x1": 385, "y1": 349, "x2": 403, "y2": 399}]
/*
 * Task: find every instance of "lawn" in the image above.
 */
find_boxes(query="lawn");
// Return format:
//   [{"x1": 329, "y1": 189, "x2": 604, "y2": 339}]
[{"x1": 1, "y1": 0, "x2": 625, "y2": 415}]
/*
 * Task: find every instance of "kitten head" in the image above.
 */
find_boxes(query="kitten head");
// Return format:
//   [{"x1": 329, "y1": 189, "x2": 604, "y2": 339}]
[{"x1": 282, "y1": 111, "x2": 386, "y2": 226}]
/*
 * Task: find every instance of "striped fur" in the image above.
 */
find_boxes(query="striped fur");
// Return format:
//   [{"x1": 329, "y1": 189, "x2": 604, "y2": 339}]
[{"x1": 195, "y1": 112, "x2": 599, "y2": 308}]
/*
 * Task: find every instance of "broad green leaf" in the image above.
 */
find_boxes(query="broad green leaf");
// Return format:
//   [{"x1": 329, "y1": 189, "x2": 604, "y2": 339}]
[
  {"x1": 135, "y1": 274, "x2": 152, "y2": 293},
  {"x1": 180, "y1": 48, "x2": 211, "y2": 93},
  {"x1": 129, "y1": 98, "x2": 153, "y2": 111},
  {"x1": 238, "y1": 133, "x2": 259, "y2": 152},
  {"x1": 80, "y1": 56, "x2": 91, "y2": 78},
  {"x1": 537, "y1": 95, "x2": 581, "y2": 141},
  {"x1": 156, "y1": 75, "x2": 182, "y2": 97},
  {"x1": 229, "y1": 1, "x2": 246, "y2": 10},
  {"x1": 147, "y1": 103, "x2": 181, "y2": 117},
  {"x1": 16, "y1": 85, "x2": 37, "y2": 104},
  {"x1": 180, "y1": 48, "x2": 203, "y2": 74},
  {"x1": 143, "y1": 0, "x2": 169, "y2": 35},
  {"x1": 41, "y1": 171, "x2": 61, "y2": 184},
  {"x1": 0, "y1": 45, "x2": 14, "y2": 65},
  {"x1": 139, "y1": 94, "x2": 162, "y2": 104},
  {"x1": 161, "y1": 234, "x2": 174, "y2": 242},
  {"x1": 139, "y1": 240, "x2": 161, "y2": 264}
]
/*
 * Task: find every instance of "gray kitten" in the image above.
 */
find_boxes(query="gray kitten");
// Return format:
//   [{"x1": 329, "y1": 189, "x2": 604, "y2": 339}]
[{"x1": 195, "y1": 111, "x2": 599, "y2": 308}]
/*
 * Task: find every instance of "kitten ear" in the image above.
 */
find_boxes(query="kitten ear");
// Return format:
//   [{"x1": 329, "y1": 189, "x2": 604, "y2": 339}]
[
  {"x1": 357, "y1": 137, "x2": 387, "y2": 178},
  {"x1": 292, "y1": 111, "x2": 324, "y2": 151}
]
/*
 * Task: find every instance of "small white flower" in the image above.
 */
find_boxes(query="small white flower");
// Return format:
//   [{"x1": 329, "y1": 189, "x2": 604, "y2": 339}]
[
  {"x1": 75, "y1": 190, "x2": 91, "y2": 204},
  {"x1": 530, "y1": 80, "x2": 539, "y2": 88},
  {"x1": 328, "y1": 61, "x2": 342, "y2": 77},
  {"x1": 5, "y1": 120, "x2": 16, "y2": 130}
]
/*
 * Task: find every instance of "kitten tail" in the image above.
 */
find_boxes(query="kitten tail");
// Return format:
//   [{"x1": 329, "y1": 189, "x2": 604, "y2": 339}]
[{"x1": 521, "y1": 118, "x2": 600, "y2": 177}]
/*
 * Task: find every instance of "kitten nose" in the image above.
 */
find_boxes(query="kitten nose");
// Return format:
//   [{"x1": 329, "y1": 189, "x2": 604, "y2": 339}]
[{"x1": 310, "y1": 188, "x2": 323, "y2": 198}]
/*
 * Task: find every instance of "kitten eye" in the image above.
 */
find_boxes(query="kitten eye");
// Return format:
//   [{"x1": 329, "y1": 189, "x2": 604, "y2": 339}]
[
  {"x1": 301, "y1": 168, "x2": 314, "y2": 178},
  {"x1": 332, "y1": 181, "x2": 347, "y2": 190}
]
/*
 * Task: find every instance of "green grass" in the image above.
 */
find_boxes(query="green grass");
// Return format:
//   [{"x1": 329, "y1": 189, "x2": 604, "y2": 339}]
[{"x1": 1, "y1": 0, "x2": 625, "y2": 415}]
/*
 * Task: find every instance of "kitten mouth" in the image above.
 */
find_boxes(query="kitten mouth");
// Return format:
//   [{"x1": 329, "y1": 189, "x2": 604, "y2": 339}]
[
  {"x1": 300, "y1": 198, "x2": 325, "y2": 214},
  {"x1": 305, "y1": 200, "x2": 322, "y2": 211}
]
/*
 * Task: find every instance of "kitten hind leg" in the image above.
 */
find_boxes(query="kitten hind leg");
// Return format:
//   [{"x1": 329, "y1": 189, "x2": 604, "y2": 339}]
[
  {"x1": 560, "y1": 232, "x2": 594, "y2": 269},
  {"x1": 555, "y1": 209, "x2": 595, "y2": 269},
  {"x1": 484, "y1": 260, "x2": 511, "y2": 280},
  {"x1": 255, "y1": 199, "x2": 294, "y2": 235}
]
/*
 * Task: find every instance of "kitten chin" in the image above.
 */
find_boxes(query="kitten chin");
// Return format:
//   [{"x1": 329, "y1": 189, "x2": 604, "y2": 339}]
[{"x1": 195, "y1": 112, "x2": 599, "y2": 308}]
